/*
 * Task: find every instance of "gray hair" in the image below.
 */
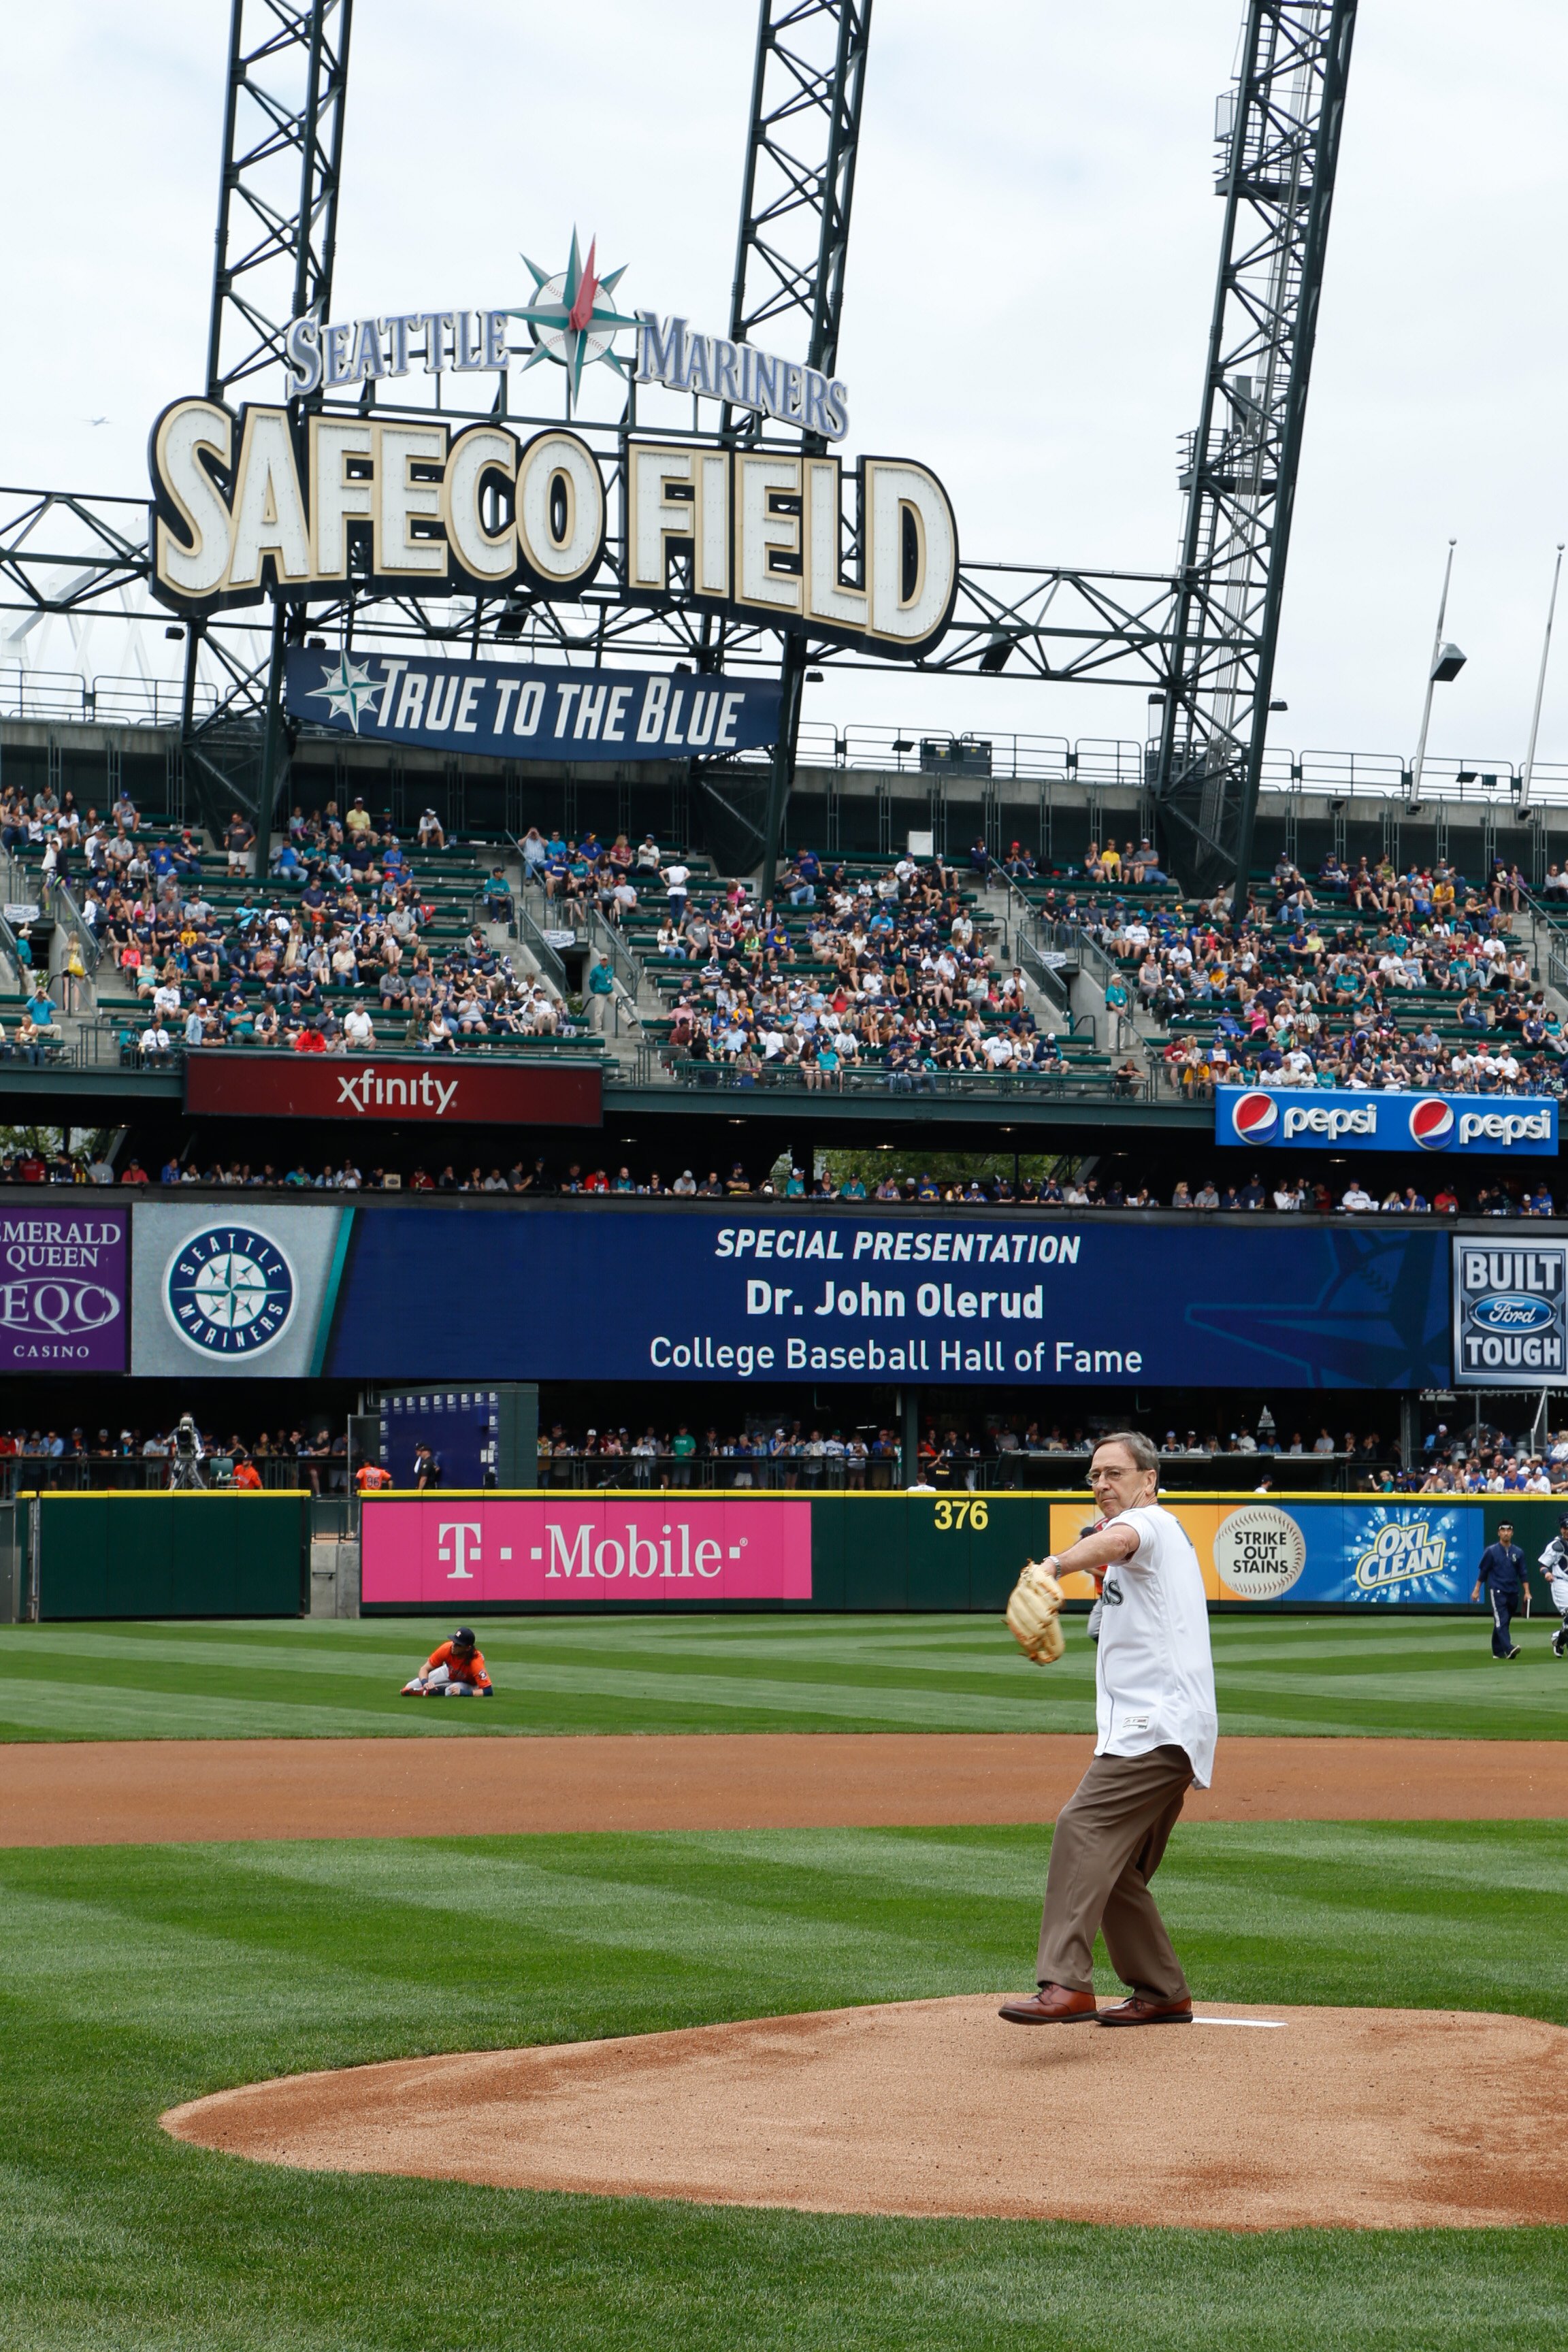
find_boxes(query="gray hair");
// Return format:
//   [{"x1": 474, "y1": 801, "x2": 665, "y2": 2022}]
[{"x1": 1092, "y1": 1429, "x2": 1160, "y2": 1474}]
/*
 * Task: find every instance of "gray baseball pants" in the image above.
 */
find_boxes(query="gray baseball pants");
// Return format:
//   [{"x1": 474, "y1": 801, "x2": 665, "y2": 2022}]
[{"x1": 1035, "y1": 1744, "x2": 1194, "y2": 2002}]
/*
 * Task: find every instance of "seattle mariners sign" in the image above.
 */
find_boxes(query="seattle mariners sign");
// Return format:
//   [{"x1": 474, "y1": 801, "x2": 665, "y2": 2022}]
[
  {"x1": 132, "y1": 1205, "x2": 351, "y2": 1379},
  {"x1": 273, "y1": 228, "x2": 849, "y2": 438},
  {"x1": 146, "y1": 233, "x2": 954, "y2": 659},
  {"x1": 1218, "y1": 1086, "x2": 1558, "y2": 1156},
  {"x1": 163, "y1": 1225, "x2": 296, "y2": 1358}
]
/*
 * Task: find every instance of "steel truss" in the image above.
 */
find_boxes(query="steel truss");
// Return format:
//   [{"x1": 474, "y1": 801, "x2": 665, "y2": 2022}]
[
  {"x1": 203, "y1": 0, "x2": 352, "y2": 401},
  {"x1": 0, "y1": 0, "x2": 1356, "y2": 902},
  {"x1": 1152, "y1": 0, "x2": 1356, "y2": 896},
  {"x1": 687, "y1": 0, "x2": 872, "y2": 882},
  {"x1": 183, "y1": 0, "x2": 354, "y2": 839}
]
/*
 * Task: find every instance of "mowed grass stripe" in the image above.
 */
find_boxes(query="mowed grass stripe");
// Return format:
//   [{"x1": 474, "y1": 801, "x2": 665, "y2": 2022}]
[
  {"x1": 0, "y1": 1663, "x2": 1096, "y2": 1740},
  {"x1": 2, "y1": 1623, "x2": 1096, "y2": 1689},
  {"x1": 1, "y1": 1824, "x2": 1568, "y2": 2351},
  {"x1": 1, "y1": 1612, "x2": 1565, "y2": 1743}
]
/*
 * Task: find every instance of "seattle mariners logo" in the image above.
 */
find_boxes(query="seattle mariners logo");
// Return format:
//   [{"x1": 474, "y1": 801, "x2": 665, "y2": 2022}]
[
  {"x1": 164, "y1": 1226, "x2": 296, "y2": 1357},
  {"x1": 1230, "y1": 1090, "x2": 1278, "y2": 1143}
]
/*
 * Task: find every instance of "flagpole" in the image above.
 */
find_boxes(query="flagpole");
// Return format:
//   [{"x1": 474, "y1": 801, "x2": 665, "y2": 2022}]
[{"x1": 1518, "y1": 542, "x2": 1565, "y2": 815}]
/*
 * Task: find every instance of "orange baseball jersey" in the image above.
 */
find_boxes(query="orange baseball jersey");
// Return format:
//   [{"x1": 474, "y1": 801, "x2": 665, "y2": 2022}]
[{"x1": 424, "y1": 1639, "x2": 489, "y2": 1683}]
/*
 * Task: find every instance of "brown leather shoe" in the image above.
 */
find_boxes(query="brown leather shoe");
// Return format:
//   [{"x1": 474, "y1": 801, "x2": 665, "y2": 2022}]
[
  {"x1": 998, "y1": 1984, "x2": 1099, "y2": 2025},
  {"x1": 1095, "y1": 1994, "x2": 1194, "y2": 2027}
]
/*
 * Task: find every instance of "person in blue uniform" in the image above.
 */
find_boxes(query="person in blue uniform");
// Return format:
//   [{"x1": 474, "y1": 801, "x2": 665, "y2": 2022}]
[{"x1": 1471, "y1": 1522, "x2": 1526, "y2": 1660}]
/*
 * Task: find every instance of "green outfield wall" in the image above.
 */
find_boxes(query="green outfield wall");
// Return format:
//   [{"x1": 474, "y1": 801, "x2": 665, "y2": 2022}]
[
  {"x1": 31, "y1": 1494, "x2": 310, "y2": 1619},
  {"x1": 14, "y1": 1490, "x2": 1559, "y2": 1620}
]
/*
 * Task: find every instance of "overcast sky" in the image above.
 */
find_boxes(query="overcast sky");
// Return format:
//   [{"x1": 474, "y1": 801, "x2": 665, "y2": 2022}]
[{"x1": 5, "y1": 1, "x2": 1566, "y2": 772}]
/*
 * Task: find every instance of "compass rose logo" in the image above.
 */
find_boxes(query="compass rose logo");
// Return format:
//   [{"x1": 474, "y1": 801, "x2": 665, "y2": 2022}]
[
  {"x1": 308, "y1": 652, "x2": 382, "y2": 734},
  {"x1": 164, "y1": 1226, "x2": 296, "y2": 1358},
  {"x1": 508, "y1": 227, "x2": 637, "y2": 410}
]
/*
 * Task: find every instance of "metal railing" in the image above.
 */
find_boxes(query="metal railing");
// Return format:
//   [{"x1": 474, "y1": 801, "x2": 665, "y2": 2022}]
[
  {"x1": 995, "y1": 868, "x2": 1096, "y2": 1040},
  {"x1": 627, "y1": 1047, "x2": 1151, "y2": 1102},
  {"x1": 512, "y1": 1451, "x2": 1405, "y2": 1496},
  {"x1": 585, "y1": 906, "x2": 644, "y2": 1028},
  {"x1": 5, "y1": 666, "x2": 1568, "y2": 810},
  {"x1": 794, "y1": 721, "x2": 1147, "y2": 785},
  {"x1": 1014, "y1": 930, "x2": 1093, "y2": 1041},
  {"x1": 0, "y1": 1451, "x2": 1478, "y2": 1505},
  {"x1": 0, "y1": 904, "x2": 30, "y2": 992},
  {"x1": 1022, "y1": 902, "x2": 1145, "y2": 1051},
  {"x1": 788, "y1": 725, "x2": 1568, "y2": 807},
  {"x1": 512, "y1": 895, "x2": 574, "y2": 997},
  {"x1": 0, "y1": 668, "x2": 216, "y2": 728},
  {"x1": 50, "y1": 877, "x2": 101, "y2": 980},
  {"x1": 18, "y1": 1024, "x2": 608, "y2": 1075},
  {"x1": 1, "y1": 1457, "x2": 348, "y2": 1499}
]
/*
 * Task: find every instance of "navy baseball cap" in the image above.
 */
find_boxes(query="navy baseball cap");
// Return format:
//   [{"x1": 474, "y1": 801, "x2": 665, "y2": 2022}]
[{"x1": 453, "y1": 1628, "x2": 476, "y2": 1647}]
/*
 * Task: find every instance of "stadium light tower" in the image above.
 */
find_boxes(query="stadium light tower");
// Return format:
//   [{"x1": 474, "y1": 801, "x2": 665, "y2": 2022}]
[
  {"x1": 1152, "y1": 0, "x2": 1358, "y2": 905},
  {"x1": 1405, "y1": 538, "x2": 1465, "y2": 815},
  {"x1": 686, "y1": 0, "x2": 873, "y2": 885},
  {"x1": 181, "y1": 0, "x2": 354, "y2": 855},
  {"x1": 1516, "y1": 542, "x2": 1564, "y2": 815}
]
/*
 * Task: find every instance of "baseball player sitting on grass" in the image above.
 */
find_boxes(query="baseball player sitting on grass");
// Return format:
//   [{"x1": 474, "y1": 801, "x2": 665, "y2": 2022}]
[
  {"x1": 402, "y1": 1628, "x2": 493, "y2": 1697},
  {"x1": 1539, "y1": 1517, "x2": 1568, "y2": 1659},
  {"x1": 998, "y1": 1430, "x2": 1216, "y2": 2028}
]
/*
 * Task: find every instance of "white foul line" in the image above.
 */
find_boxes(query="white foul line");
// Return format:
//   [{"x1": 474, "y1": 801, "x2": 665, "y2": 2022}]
[{"x1": 1193, "y1": 2016, "x2": 1287, "y2": 2029}]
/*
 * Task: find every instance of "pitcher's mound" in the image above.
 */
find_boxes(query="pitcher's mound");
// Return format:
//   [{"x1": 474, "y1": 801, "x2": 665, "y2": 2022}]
[{"x1": 163, "y1": 1997, "x2": 1568, "y2": 2230}]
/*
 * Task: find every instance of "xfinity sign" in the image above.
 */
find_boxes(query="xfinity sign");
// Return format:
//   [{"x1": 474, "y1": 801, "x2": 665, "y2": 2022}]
[{"x1": 1217, "y1": 1087, "x2": 1558, "y2": 1156}]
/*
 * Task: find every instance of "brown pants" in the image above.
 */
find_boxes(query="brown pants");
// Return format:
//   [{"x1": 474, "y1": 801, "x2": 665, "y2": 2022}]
[{"x1": 1036, "y1": 1745, "x2": 1194, "y2": 2003}]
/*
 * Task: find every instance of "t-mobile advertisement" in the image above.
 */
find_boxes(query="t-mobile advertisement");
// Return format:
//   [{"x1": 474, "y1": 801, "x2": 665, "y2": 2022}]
[
  {"x1": 361, "y1": 1494, "x2": 814, "y2": 1607},
  {"x1": 0, "y1": 1209, "x2": 129, "y2": 1371},
  {"x1": 127, "y1": 1203, "x2": 1453, "y2": 1389}
]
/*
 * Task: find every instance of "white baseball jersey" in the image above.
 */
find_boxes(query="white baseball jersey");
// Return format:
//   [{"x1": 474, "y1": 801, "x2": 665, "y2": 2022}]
[
  {"x1": 1094, "y1": 1501, "x2": 1218, "y2": 1787},
  {"x1": 1538, "y1": 1535, "x2": 1568, "y2": 1609}
]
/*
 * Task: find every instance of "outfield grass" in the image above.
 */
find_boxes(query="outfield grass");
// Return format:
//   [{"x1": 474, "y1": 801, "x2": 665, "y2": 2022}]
[
  {"x1": 0, "y1": 1610, "x2": 1566, "y2": 1742},
  {"x1": 2, "y1": 1818, "x2": 1567, "y2": 2351}
]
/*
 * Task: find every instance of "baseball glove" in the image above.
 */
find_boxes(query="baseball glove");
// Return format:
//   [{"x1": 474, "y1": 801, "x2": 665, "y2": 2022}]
[{"x1": 1006, "y1": 1558, "x2": 1066, "y2": 1665}]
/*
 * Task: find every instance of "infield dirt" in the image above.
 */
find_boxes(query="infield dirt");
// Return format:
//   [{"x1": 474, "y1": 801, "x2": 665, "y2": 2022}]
[
  {"x1": 165, "y1": 1995, "x2": 1568, "y2": 2231},
  {"x1": 6, "y1": 1731, "x2": 1568, "y2": 1845}
]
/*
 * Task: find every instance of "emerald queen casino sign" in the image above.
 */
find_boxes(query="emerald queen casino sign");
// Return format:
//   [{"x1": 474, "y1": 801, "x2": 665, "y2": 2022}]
[{"x1": 147, "y1": 232, "x2": 960, "y2": 665}]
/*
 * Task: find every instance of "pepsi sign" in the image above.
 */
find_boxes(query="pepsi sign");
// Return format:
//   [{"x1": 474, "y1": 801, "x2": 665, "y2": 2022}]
[
  {"x1": 1408, "y1": 1098, "x2": 1454, "y2": 1149},
  {"x1": 1453, "y1": 1241, "x2": 1568, "y2": 1385},
  {"x1": 1217, "y1": 1087, "x2": 1558, "y2": 1156}
]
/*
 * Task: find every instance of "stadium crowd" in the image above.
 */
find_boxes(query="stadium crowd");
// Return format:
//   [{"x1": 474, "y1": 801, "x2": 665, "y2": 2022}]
[
  {"x1": 14, "y1": 781, "x2": 1568, "y2": 1100},
  {"x1": 0, "y1": 1147, "x2": 1556, "y2": 1215},
  {"x1": 7, "y1": 1412, "x2": 1564, "y2": 1499},
  {"x1": 557, "y1": 835, "x2": 1070, "y2": 1080},
  {"x1": 5, "y1": 785, "x2": 574, "y2": 1057},
  {"x1": 1047, "y1": 849, "x2": 1568, "y2": 1100}
]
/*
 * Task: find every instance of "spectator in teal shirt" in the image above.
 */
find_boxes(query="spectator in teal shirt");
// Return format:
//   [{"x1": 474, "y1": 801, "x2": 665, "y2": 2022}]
[{"x1": 587, "y1": 957, "x2": 616, "y2": 1033}]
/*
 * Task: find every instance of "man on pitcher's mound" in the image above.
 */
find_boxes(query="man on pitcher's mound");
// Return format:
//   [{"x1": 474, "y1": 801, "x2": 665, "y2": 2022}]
[{"x1": 1000, "y1": 1431, "x2": 1216, "y2": 2028}]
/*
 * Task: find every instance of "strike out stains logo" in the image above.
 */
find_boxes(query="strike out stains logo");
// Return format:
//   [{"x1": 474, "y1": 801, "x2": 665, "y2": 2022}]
[
  {"x1": 1213, "y1": 1504, "x2": 1307, "y2": 1601},
  {"x1": 164, "y1": 1226, "x2": 296, "y2": 1358}
]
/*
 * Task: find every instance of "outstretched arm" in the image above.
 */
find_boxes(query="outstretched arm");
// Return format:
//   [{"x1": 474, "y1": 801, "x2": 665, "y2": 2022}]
[{"x1": 1042, "y1": 1518, "x2": 1143, "y2": 1582}]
